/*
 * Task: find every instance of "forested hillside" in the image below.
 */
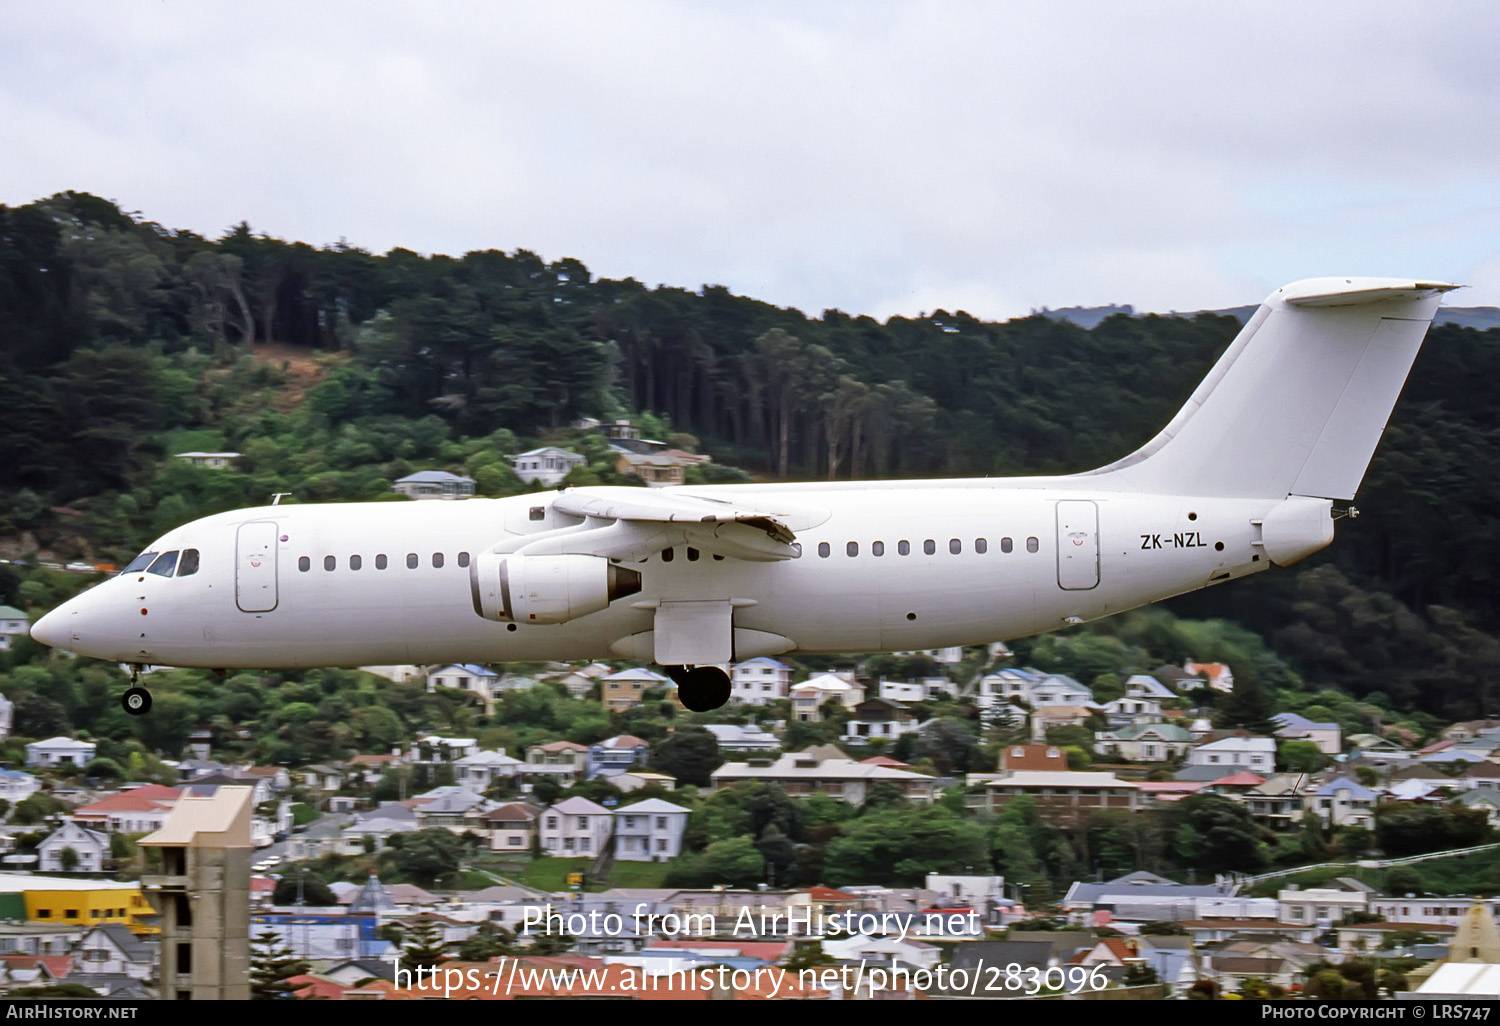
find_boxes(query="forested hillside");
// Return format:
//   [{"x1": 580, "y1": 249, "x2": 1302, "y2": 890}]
[{"x1": 3, "y1": 191, "x2": 1499, "y2": 721}]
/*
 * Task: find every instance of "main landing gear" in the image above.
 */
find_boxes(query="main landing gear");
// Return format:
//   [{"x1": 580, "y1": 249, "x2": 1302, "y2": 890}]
[
  {"x1": 664, "y1": 665, "x2": 731, "y2": 712},
  {"x1": 122, "y1": 664, "x2": 152, "y2": 716}
]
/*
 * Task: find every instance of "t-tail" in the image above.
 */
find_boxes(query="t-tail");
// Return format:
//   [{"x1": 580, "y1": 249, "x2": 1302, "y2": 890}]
[{"x1": 1082, "y1": 277, "x2": 1458, "y2": 501}]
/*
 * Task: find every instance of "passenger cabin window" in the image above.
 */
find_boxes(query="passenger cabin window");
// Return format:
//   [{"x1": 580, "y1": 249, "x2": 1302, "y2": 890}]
[
  {"x1": 817, "y1": 542, "x2": 830, "y2": 558},
  {"x1": 898, "y1": 541, "x2": 910, "y2": 556},
  {"x1": 177, "y1": 549, "x2": 200, "y2": 576},
  {"x1": 376, "y1": 554, "x2": 388, "y2": 570},
  {"x1": 298, "y1": 556, "x2": 310, "y2": 572},
  {"x1": 324, "y1": 556, "x2": 337, "y2": 571},
  {"x1": 1001, "y1": 537, "x2": 1013, "y2": 553},
  {"x1": 846, "y1": 542, "x2": 859, "y2": 557},
  {"x1": 949, "y1": 539, "x2": 962, "y2": 554},
  {"x1": 147, "y1": 551, "x2": 179, "y2": 577},
  {"x1": 458, "y1": 552, "x2": 470, "y2": 568},
  {"x1": 350, "y1": 555, "x2": 362, "y2": 571},
  {"x1": 661, "y1": 547, "x2": 675, "y2": 563},
  {"x1": 123, "y1": 551, "x2": 158, "y2": 574},
  {"x1": 406, "y1": 553, "x2": 418, "y2": 569},
  {"x1": 432, "y1": 552, "x2": 444, "y2": 568},
  {"x1": 1027, "y1": 536, "x2": 1039, "y2": 553},
  {"x1": 791, "y1": 543, "x2": 802, "y2": 558},
  {"x1": 923, "y1": 540, "x2": 936, "y2": 556},
  {"x1": 975, "y1": 539, "x2": 987, "y2": 554},
  {"x1": 872, "y1": 541, "x2": 884, "y2": 556}
]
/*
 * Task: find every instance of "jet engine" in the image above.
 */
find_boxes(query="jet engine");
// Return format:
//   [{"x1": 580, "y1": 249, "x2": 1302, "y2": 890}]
[{"x1": 471, "y1": 552, "x2": 641, "y2": 624}]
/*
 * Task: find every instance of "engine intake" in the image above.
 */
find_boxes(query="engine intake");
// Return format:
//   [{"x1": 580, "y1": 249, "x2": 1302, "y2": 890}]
[{"x1": 471, "y1": 553, "x2": 641, "y2": 624}]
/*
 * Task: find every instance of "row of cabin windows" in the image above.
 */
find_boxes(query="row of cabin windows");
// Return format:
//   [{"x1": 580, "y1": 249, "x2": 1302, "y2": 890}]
[
  {"x1": 121, "y1": 549, "x2": 201, "y2": 578},
  {"x1": 809, "y1": 536, "x2": 1039, "y2": 558},
  {"x1": 298, "y1": 551, "x2": 472, "y2": 573}
]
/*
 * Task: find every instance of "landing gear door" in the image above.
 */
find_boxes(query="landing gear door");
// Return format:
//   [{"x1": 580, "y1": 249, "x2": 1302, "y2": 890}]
[
  {"x1": 236, "y1": 521, "x2": 279, "y2": 612},
  {"x1": 1056, "y1": 500, "x2": 1099, "y2": 591}
]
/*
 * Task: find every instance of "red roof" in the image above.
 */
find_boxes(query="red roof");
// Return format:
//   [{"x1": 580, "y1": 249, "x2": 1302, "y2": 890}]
[
  {"x1": 800, "y1": 885, "x2": 858, "y2": 902},
  {"x1": 1209, "y1": 771, "x2": 1266, "y2": 787},
  {"x1": 1137, "y1": 781, "x2": 1207, "y2": 793},
  {"x1": 860, "y1": 756, "x2": 912, "y2": 767},
  {"x1": 0, "y1": 955, "x2": 73, "y2": 978},
  {"x1": 71, "y1": 785, "x2": 182, "y2": 816},
  {"x1": 538, "y1": 741, "x2": 588, "y2": 752},
  {"x1": 288, "y1": 973, "x2": 353, "y2": 999}
]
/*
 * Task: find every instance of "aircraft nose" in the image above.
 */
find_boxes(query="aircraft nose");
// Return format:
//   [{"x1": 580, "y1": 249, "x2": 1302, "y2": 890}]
[{"x1": 29, "y1": 607, "x2": 70, "y2": 649}]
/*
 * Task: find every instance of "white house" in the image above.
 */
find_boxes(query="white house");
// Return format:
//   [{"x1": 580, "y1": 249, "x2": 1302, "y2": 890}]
[
  {"x1": 38, "y1": 821, "x2": 110, "y2": 873},
  {"x1": 1183, "y1": 736, "x2": 1275, "y2": 775},
  {"x1": 702, "y1": 724, "x2": 781, "y2": 754},
  {"x1": 509, "y1": 447, "x2": 585, "y2": 486},
  {"x1": 1029, "y1": 674, "x2": 1098, "y2": 708},
  {"x1": 392, "y1": 470, "x2": 476, "y2": 500},
  {"x1": 173, "y1": 451, "x2": 241, "y2": 469},
  {"x1": 730, "y1": 657, "x2": 793, "y2": 705},
  {"x1": 1306, "y1": 777, "x2": 1378, "y2": 829},
  {"x1": 613, "y1": 798, "x2": 690, "y2": 861},
  {"x1": 1094, "y1": 723, "x2": 1195, "y2": 762},
  {"x1": 711, "y1": 749, "x2": 935, "y2": 805},
  {"x1": 74, "y1": 923, "x2": 155, "y2": 980},
  {"x1": 1273, "y1": 713, "x2": 1343, "y2": 756},
  {"x1": 24, "y1": 737, "x2": 96, "y2": 769},
  {"x1": 453, "y1": 750, "x2": 522, "y2": 789},
  {"x1": 539, "y1": 797, "x2": 614, "y2": 857},
  {"x1": 427, "y1": 663, "x2": 499, "y2": 697},
  {"x1": 0, "y1": 768, "x2": 39, "y2": 803},
  {"x1": 0, "y1": 609, "x2": 29, "y2": 654},
  {"x1": 1277, "y1": 885, "x2": 1369, "y2": 928},
  {"x1": 975, "y1": 667, "x2": 1047, "y2": 709},
  {"x1": 1183, "y1": 661, "x2": 1235, "y2": 693},
  {"x1": 790, "y1": 674, "x2": 865, "y2": 722}
]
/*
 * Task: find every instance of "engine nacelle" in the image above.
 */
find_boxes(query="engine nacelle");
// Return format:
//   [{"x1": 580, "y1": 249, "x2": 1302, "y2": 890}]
[{"x1": 471, "y1": 552, "x2": 641, "y2": 624}]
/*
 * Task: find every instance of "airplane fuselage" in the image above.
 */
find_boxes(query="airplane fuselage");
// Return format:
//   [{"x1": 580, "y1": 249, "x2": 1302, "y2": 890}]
[{"x1": 42, "y1": 483, "x2": 1294, "y2": 670}]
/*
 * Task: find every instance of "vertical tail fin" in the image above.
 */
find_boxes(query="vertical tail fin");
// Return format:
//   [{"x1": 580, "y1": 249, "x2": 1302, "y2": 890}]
[{"x1": 1083, "y1": 277, "x2": 1458, "y2": 500}]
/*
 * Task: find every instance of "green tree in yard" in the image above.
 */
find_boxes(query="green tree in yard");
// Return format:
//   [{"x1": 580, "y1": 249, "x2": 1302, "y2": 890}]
[
  {"x1": 391, "y1": 828, "x2": 466, "y2": 886},
  {"x1": 1278, "y1": 740, "x2": 1327, "y2": 774},
  {"x1": 824, "y1": 804, "x2": 989, "y2": 886},
  {"x1": 1175, "y1": 794, "x2": 1270, "y2": 873},
  {"x1": 271, "y1": 871, "x2": 338, "y2": 906},
  {"x1": 401, "y1": 916, "x2": 447, "y2": 974},
  {"x1": 250, "y1": 929, "x2": 311, "y2": 999},
  {"x1": 57, "y1": 846, "x2": 78, "y2": 871}
]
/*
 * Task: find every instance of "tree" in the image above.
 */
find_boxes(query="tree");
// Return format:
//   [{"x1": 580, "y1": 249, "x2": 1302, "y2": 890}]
[
  {"x1": 1174, "y1": 794, "x2": 1270, "y2": 873},
  {"x1": 401, "y1": 916, "x2": 447, "y2": 974},
  {"x1": 1278, "y1": 741, "x2": 1327, "y2": 774},
  {"x1": 392, "y1": 828, "x2": 466, "y2": 886},
  {"x1": 57, "y1": 846, "x2": 78, "y2": 871},
  {"x1": 651, "y1": 726, "x2": 721, "y2": 787},
  {"x1": 271, "y1": 871, "x2": 338, "y2": 907},
  {"x1": 250, "y1": 929, "x2": 311, "y2": 999}
]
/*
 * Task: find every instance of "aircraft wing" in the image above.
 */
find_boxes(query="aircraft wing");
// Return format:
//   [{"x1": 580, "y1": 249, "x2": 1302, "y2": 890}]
[{"x1": 522, "y1": 486, "x2": 802, "y2": 562}]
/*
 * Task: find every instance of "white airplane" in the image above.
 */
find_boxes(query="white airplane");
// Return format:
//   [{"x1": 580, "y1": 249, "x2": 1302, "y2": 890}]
[{"x1": 30, "y1": 277, "x2": 1456, "y2": 715}]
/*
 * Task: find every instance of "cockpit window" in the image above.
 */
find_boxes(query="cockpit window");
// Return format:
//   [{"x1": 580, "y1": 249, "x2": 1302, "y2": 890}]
[
  {"x1": 147, "y1": 551, "x2": 180, "y2": 577},
  {"x1": 122, "y1": 552, "x2": 158, "y2": 574},
  {"x1": 177, "y1": 549, "x2": 200, "y2": 577}
]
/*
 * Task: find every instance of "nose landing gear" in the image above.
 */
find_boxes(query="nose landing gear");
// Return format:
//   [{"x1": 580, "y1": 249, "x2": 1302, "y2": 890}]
[
  {"x1": 121, "y1": 664, "x2": 152, "y2": 716},
  {"x1": 664, "y1": 665, "x2": 731, "y2": 712}
]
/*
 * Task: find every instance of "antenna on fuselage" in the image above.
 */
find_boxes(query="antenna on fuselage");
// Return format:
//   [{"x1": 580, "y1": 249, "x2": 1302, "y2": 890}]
[{"x1": 271, "y1": 493, "x2": 293, "y2": 506}]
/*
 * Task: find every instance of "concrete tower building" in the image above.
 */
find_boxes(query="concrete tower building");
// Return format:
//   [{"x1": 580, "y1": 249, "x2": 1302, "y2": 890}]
[{"x1": 141, "y1": 786, "x2": 253, "y2": 1000}]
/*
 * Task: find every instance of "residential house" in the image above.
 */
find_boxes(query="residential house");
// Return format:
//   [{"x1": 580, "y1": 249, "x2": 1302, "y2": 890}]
[
  {"x1": 345, "y1": 753, "x2": 405, "y2": 788},
  {"x1": 1277, "y1": 884, "x2": 1370, "y2": 927},
  {"x1": 427, "y1": 663, "x2": 500, "y2": 698},
  {"x1": 587, "y1": 735, "x2": 652, "y2": 780},
  {"x1": 73, "y1": 923, "x2": 154, "y2": 981},
  {"x1": 1306, "y1": 777, "x2": 1377, "y2": 828},
  {"x1": 391, "y1": 470, "x2": 475, "y2": 500},
  {"x1": 1243, "y1": 774, "x2": 1311, "y2": 830},
  {"x1": 975, "y1": 667, "x2": 1046, "y2": 707},
  {"x1": 711, "y1": 747, "x2": 935, "y2": 805},
  {"x1": 411, "y1": 734, "x2": 479, "y2": 765},
  {"x1": 68, "y1": 784, "x2": 182, "y2": 834},
  {"x1": 24, "y1": 737, "x2": 96, "y2": 769},
  {"x1": 1273, "y1": 712, "x2": 1343, "y2": 755},
  {"x1": 341, "y1": 804, "x2": 420, "y2": 849},
  {"x1": 539, "y1": 797, "x2": 614, "y2": 857},
  {"x1": 1101, "y1": 693, "x2": 1165, "y2": 726},
  {"x1": 601, "y1": 668, "x2": 673, "y2": 713},
  {"x1": 977, "y1": 770, "x2": 1139, "y2": 824},
  {"x1": 0, "y1": 769, "x2": 38, "y2": 803},
  {"x1": 610, "y1": 449, "x2": 711, "y2": 487},
  {"x1": 0, "y1": 693, "x2": 11, "y2": 740},
  {"x1": 474, "y1": 803, "x2": 540, "y2": 854},
  {"x1": 410, "y1": 788, "x2": 494, "y2": 833},
  {"x1": 1181, "y1": 736, "x2": 1276, "y2": 777},
  {"x1": 613, "y1": 799, "x2": 690, "y2": 861},
  {"x1": 1001, "y1": 743, "x2": 1069, "y2": 773},
  {"x1": 841, "y1": 697, "x2": 921, "y2": 744},
  {"x1": 612, "y1": 771, "x2": 677, "y2": 792},
  {"x1": 298, "y1": 763, "x2": 346, "y2": 796},
  {"x1": 521, "y1": 741, "x2": 589, "y2": 791},
  {"x1": 0, "y1": 608, "x2": 29, "y2": 654},
  {"x1": 1030, "y1": 674, "x2": 1098, "y2": 708},
  {"x1": 38, "y1": 822, "x2": 110, "y2": 873},
  {"x1": 701, "y1": 724, "x2": 780, "y2": 754},
  {"x1": 790, "y1": 673, "x2": 865, "y2": 722},
  {"x1": 509, "y1": 447, "x2": 585, "y2": 486},
  {"x1": 453, "y1": 749, "x2": 522, "y2": 789},
  {"x1": 730, "y1": 657, "x2": 793, "y2": 705},
  {"x1": 1182, "y1": 661, "x2": 1234, "y2": 693},
  {"x1": 174, "y1": 451, "x2": 241, "y2": 469},
  {"x1": 1094, "y1": 723, "x2": 1194, "y2": 762},
  {"x1": 1062, "y1": 871, "x2": 1230, "y2": 923}
]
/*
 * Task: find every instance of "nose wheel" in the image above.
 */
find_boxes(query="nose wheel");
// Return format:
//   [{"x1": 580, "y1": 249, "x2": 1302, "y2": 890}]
[
  {"x1": 664, "y1": 665, "x2": 731, "y2": 712},
  {"x1": 121, "y1": 686, "x2": 152, "y2": 716}
]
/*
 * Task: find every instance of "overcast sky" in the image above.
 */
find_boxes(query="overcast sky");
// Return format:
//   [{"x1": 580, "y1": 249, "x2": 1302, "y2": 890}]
[{"x1": 5, "y1": 1, "x2": 1499, "y2": 322}]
